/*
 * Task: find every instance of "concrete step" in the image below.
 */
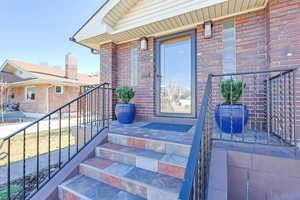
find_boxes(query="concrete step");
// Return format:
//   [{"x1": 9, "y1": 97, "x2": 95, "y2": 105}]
[
  {"x1": 96, "y1": 142, "x2": 187, "y2": 179},
  {"x1": 108, "y1": 132, "x2": 191, "y2": 157},
  {"x1": 79, "y1": 157, "x2": 183, "y2": 200},
  {"x1": 58, "y1": 175, "x2": 145, "y2": 200}
]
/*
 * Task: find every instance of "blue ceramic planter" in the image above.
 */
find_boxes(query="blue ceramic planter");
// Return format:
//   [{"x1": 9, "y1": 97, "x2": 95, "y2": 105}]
[
  {"x1": 215, "y1": 104, "x2": 248, "y2": 134},
  {"x1": 115, "y1": 104, "x2": 136, "y2": 124}
]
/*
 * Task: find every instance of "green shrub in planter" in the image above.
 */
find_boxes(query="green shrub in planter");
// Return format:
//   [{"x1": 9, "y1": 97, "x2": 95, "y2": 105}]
[
  {"x1": 115, "y1": 87, "x2": 136, "y2": 124},
  {"x1": 215, "y1": 79, "x2": 248, "y2": 134},
  {"x1": 219, "y1": 79, "x2": 246, "y2": 105},
  {"x1": 116, "y1": 87, "x2": 135, "y2": 104}
]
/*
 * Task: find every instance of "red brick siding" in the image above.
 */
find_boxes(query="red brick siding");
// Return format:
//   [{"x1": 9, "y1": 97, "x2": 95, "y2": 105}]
[
  {"x1": 196, "y1": 21, "x2": 224, "y2": 116},
  {"x1": 267, "y1": 0, "x2": 300, "y2": 139},
  {"x1": 100, "y1": 42, "x2": 118, "y2": 88},
  {"x1": 99, "y1": 1, "x2": 299, "y2": 135},
  {"x1": 100, "y1": 39, "x2": 155, "y2": 120},
  {"x1": 135, "y1": 37, "x2": 155, "y2": 119},
  {"x1": 116, "y1": 42, "x2": 131, "y2": 87},
  {"x1": 236, "y1": 10, "x2": 268, "y2": 72}
]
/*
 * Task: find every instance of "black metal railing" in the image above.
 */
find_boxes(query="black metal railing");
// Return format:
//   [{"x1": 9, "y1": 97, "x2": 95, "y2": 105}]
[
  {"x1": 179, "y1": 67, "x2": 297, "y2": 200},
  {"x1": 179, "y1": 75, "x2": 213, "y2": 200},
  {"x1": 0, "y1": 83, "x2": 112, "y2": 200},
  {"x1": 211, "y1": 68, "x2": 297, "y2": 147}
]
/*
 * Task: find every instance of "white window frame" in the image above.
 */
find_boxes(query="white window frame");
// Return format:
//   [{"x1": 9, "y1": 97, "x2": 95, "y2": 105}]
[
  {"x1": 55, "y1": 86, "x2": 64, "y2": 95},
  {"x1": 24, "y1": 86, "x2": 36, "y2": 101}
]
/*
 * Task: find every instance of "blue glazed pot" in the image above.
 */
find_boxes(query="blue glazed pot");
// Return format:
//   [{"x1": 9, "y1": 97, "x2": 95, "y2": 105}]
[
  {"x1": 115, "y1": 104, "x2": 136, "y2": 124},
  {"x1": 215, "y1": 104, "x2": 248, "y2": 134}
]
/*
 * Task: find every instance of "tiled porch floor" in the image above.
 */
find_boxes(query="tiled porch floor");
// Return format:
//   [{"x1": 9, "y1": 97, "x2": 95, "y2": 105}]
[
  {"x1": 214, "y1": 140, "x2": 300, "y2": 160},
  {"x1": 109, "y1": 120, "x2": 299, "y2": 159},
  {"x1": 212, "y1": 128, "x2": 292, "y2": 146},
  {"x1": 109, "y1": 121, "x2": 196, "y2": 145}
]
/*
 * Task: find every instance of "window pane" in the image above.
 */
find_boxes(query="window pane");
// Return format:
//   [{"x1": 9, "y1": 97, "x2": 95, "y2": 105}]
[
  {"x1": 160, "y1": 37, "x2": 192, "y2": 114},
  {"x1": 224, "y1": 40, "x2": 235, "y2": 49},
  {"x1": 56, "y1": 86, "x2": 62, "y2": 94},
  {"x1": 223, "y1": 50, "x2": 235, "y2": 60},
  {"x1": 26, "y1": 87, "x2": 36, "y2": 100},
  {"x1": 223, "y1": 20, "x2": 234, "y2": 29},
  {"x1": 223, "y1": 20, "x2": 236, "y2": 74},
  {"x1": 131, "y1": 44, "x2": 138, "y2": 86},
  {"x1": 223, "y1": 30, "x2": 234, "y2": 40}
]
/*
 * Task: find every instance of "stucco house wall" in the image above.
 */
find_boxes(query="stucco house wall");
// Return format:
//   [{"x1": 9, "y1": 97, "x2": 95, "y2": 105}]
[
  {"x1": 11, "y1": 84, "x2": 49, "y2": 114},
  {"x1": 48, "y1": 85, "x2": 80, "y2": 113},
  {"x1": 9, "y1": 84, "x2": 80, "y2": 114}
]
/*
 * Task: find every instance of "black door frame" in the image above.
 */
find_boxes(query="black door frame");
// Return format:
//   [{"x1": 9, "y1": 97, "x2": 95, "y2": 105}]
[{"x1": 154, "y1": 30, "x2": 197, "y2": 118}]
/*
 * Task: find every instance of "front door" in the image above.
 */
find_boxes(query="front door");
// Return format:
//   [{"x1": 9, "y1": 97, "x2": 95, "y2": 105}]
[{"x1": 155, "y1": 31, "x2": 196, "y2": 118}]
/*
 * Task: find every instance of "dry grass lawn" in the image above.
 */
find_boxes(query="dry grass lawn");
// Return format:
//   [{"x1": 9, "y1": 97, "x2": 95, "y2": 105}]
[{"x1": 0, "y1": 127, "x2": 76, "y2": 166}]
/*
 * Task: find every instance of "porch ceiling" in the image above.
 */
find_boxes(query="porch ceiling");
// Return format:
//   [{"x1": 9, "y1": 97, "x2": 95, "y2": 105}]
[{"x1": 73, "y1": 0, "x2": 268, "y2": 50}]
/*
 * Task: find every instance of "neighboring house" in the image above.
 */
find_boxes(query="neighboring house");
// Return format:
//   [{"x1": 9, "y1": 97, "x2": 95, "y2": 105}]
[{"x1": 0, "y1": 54, "x2": 99, "y2": 116}]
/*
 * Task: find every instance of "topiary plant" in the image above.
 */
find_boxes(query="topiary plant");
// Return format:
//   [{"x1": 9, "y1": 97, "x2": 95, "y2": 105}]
[
  {"x1": 220, "y1": 79, "x2": 246, "y2": 105},
  {"x1": 116, "y1": 87, "x2": 135, "y2": 104}
]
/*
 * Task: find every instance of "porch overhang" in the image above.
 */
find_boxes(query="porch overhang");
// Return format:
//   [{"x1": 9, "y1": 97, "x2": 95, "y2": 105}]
[{"x1": 73, "y1": 0, "x2": 268, "y2": 50}]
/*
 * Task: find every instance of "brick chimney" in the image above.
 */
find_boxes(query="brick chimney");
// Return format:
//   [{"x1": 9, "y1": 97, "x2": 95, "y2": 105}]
[{"x1": 65, "y1": 53, "x2": 78, "y2": 79}]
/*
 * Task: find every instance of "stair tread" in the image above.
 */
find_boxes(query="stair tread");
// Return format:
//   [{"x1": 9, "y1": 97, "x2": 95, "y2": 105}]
[
  {"x1": 108, "y1": 131, "x2": 192, "y2": 146},
  {"x1": 60, "y1": 175, "x2": 145, "y2": 200},
  {"x1": 98, "y1": 142, "x2": 188, "y2": 167},
  {"x1": 81, "y1": 157, "x2": 183, "y2": 194}
]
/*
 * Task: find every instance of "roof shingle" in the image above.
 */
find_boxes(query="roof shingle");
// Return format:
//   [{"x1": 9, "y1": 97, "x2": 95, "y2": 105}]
[{"x1": 8, "y1": 60, "x2": 100, "y2": 85}]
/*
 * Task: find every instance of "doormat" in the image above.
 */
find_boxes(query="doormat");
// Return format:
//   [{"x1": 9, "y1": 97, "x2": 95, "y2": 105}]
[{"x1": 142, "y1": 122, "x2": 193, "y2": 132}]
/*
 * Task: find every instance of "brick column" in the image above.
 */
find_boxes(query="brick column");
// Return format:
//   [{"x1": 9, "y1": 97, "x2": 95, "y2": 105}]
[
  {"x1": 267, "y1": 0, "x2": 300, "y2": 146},
  {"x1": 136, "y1": 37, "x2": 155, "y2": 120},
  {"x1": 196, "y1": 23, "x2": 223, "y2": 116},
  {"x1": 100, "y1": 42, "x2": 118, "y2": 87},
  {"x1": 100, "y1": 42, "x2": 118, "y2": 120}
]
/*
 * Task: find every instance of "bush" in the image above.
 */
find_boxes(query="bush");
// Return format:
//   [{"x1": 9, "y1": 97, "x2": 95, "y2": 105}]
[
  {"x1": 220, "y1": 79, "x2": 245, "y2": 105},
  {"x1": 116, "y1": 87, "x2": 135, "y2": 104},
  {"x1": 0, "y1": 185, "x2": 22, "y2": 200}
]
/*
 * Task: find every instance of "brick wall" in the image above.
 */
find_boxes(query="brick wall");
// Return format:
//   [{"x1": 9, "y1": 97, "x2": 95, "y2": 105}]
[
  {"x1": 196, "y1": 21, "x2": 223, "y2": 117},
  {"x1": 100, "y1": 39, "x2": 155, "y2": 120},
  {"x1": 236, "y1": 10, "x2": 268, "y2": 72},
  {"x1": 267, "y1": 0, "x2": 300, "y2": 141},
  {"x1": 99, "y1": 1, "x2": 299, "y2": 129}
]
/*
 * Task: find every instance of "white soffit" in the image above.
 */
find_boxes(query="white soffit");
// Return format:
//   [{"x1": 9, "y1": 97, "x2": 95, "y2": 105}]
[{"x1": 74, "y1": 0, "x2": 268, "y2": 49}]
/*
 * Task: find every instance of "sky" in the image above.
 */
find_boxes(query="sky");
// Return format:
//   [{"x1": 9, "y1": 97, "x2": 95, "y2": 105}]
[{"x1": 0, "y1": 0, "x2": 106, "y2": 74}]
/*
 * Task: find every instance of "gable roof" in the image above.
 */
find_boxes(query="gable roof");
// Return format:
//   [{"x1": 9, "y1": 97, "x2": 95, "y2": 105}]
[
  {"x1": 1, "y1": 60, "x2": 100, "y2": 86},
  {"x1": 72, "y1": 0, "x2": 268, "y2": 50},
  {"x1": 0, "y1": 72, "x2": 32, "y2": 83}
]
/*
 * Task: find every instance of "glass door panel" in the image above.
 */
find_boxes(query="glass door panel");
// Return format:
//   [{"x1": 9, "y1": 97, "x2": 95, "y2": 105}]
[{"x1": 156, "y1": 32, "x2": 195, "y2": 117}]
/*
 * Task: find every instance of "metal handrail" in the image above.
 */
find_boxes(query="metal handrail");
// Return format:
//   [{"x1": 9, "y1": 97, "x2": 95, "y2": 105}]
[
  {"x1": 179, "y1": 74, "x2": 212, "y2": 200},
  {"x1": 179, "y1": 67, "x2": 297, "y2": 200},
  {"x1": 1, "y1": 82, "x2": 112, "y2": 200},
  {"x1": 211, "y1": 67, "x2": 297, "y2": 77}
]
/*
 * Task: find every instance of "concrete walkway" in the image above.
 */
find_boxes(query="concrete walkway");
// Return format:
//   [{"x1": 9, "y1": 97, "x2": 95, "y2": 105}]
[{"x1": 0, "y1": 118, "x2": 79, "y2": 139}]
